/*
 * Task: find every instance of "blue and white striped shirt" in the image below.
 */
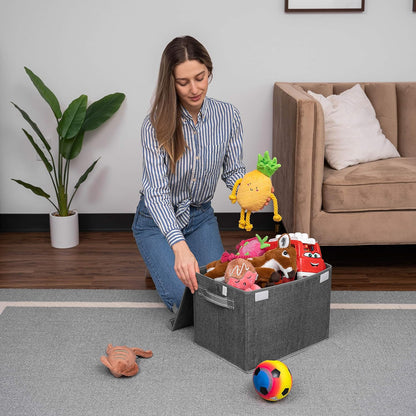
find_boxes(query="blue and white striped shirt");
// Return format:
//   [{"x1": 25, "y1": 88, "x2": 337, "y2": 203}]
[{"x1": 140, "y1": 97, "x2": 246, "y2": 247}]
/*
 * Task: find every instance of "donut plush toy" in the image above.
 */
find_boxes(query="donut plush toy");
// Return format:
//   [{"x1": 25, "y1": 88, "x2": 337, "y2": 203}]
[
  {"x1": 224, "y1": 258, "x2": 256, "y2": 283},
  {"x1": 224, "y1": 258, "x2": 261, "y2": 291}
]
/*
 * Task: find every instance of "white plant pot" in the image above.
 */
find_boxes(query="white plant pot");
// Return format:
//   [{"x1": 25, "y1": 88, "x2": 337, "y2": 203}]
[{"x1": 49, "y1": 210, "x2": 79, "y2": 249}]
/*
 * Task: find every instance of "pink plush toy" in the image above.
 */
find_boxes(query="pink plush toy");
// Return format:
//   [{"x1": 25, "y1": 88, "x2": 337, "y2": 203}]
[
  {"x1": 236, "y1": 234, "x2": 270, "y2": 258},
  {"x1": 224, "y1": 258, "x2": 261, "y2": 291},
  {"x1": 217, "y1": 235, "x2": 271, "y2": 266},
  {"x1": 224, "y1": 258, "x2": 256, "y2": 283},
  {"x1": 228, "y1": 271, "x2": 261, "y2": 291}
]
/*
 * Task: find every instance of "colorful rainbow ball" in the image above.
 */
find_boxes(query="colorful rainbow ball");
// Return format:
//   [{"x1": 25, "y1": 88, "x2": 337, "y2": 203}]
[{"x1": 253, "y1": 360, "x2": 292, "y2": 401}]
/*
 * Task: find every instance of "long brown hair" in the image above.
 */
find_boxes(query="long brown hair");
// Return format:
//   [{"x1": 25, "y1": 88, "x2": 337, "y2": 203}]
[{"x1": 150, "y1": 36, "x2": 213, "y2": 171}]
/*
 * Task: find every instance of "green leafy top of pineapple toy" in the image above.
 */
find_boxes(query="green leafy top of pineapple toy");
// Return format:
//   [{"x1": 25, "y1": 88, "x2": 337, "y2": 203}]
[{"x1": 256, "y1": 151, "x2": 281, "y2": 177}]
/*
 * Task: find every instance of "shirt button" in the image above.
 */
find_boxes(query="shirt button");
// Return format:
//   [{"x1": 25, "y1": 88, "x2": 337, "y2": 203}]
[{"x1": 196, "y1": 156, "x2": 199, "y2": 160}]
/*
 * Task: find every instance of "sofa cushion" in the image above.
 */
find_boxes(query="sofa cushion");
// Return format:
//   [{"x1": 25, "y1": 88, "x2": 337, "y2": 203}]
[
  {"x1": 307, "y1": 84, "x2": 400, "y2": 170},
  {"x1": 322, "y1": 157, "x2": 416, "y2": 213},
  {"x1": 363, "y1": 83, "x2": 398, "y2": 147}
]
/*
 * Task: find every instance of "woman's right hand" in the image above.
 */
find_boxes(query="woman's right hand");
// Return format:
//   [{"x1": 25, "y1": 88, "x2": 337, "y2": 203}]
[{"x1": 172, "y1": 240, "x2": 199, "y2": 293}]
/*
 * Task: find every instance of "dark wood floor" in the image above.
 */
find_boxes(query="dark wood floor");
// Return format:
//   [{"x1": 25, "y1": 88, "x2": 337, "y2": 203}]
[{"x1": 1, "y1": 231, "x2": 415, "y2": 290}]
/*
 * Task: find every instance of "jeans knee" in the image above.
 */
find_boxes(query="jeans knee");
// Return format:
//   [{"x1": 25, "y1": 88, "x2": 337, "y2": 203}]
[{"x1": 151, "y1": 274, "x2": 184, "y2": 311}]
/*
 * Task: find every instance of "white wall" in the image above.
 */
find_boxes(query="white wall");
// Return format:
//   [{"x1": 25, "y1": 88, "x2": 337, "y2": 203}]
[{"x1": 1, "y1": 0, "x2": 415, "y2": 214}]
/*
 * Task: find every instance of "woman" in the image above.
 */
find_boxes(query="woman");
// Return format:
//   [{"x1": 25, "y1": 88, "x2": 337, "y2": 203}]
[{"x1": 132, "y1": 36, "x2": 246, "y2": 310}]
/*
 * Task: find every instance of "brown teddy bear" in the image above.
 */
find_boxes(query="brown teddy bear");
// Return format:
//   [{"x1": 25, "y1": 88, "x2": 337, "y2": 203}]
[{"x1": 100, "y1": 344, "x2": 153, "y2": 377}]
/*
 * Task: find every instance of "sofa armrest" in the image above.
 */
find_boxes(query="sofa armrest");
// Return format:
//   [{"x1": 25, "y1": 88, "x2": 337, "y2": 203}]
[{"x1": 272, "y1": 82, "x2": 325, "y2": 234}]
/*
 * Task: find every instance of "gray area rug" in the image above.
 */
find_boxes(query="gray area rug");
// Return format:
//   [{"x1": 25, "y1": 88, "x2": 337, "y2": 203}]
[{"x1": 1, "y1": 289, "x2": 415, "y2": 416}]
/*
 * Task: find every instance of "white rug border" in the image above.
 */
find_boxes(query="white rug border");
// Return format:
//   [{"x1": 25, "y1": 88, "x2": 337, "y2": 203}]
[
  {"x1": 0, "y1": 301, "x2": 165, "y2": 315},
  {"x1": 1, "y1": 301, "x2": 416, "y2": 315}
]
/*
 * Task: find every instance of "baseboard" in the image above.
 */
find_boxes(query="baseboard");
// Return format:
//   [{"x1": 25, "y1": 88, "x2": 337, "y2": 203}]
[{"x1": 0, "y1": 213, "x2": 280, "y2": 232}]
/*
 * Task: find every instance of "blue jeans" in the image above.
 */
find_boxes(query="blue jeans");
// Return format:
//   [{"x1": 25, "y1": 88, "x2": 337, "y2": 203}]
[{"x1": 132, "y1": 197, "x2": 224, "y2": 310}]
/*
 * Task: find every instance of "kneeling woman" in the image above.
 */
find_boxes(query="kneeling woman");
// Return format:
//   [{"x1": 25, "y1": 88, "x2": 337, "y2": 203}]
[{"x1": 132, "y1": 36, "x2": 246, "y2": 310}]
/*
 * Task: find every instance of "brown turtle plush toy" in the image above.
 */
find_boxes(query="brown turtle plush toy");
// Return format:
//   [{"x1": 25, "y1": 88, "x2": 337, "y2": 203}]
[{"x1": 100, "y1": 344, "x2": 153, "y2": 377}]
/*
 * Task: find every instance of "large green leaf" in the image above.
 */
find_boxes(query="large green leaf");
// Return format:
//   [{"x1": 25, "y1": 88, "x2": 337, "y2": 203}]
[
  {"x1": 22, "y1": 129, "x2": 53, "y2": 172},
  {"x1": 67, "y1": 158, "x2": 100, "y2": 210},
  {"x1": 24, "y1": 67, "x2": 62, "y2": 120},
  {"x1": 11, "y1": 102, "x2": 51, "y2": 151},
  {"x1": 11, "y1": 179, "x2": 50, "y2": 198},
  {"x1": 60, "y1": 130, "x2": 84, "y2": 160},
  {"x1": 57, "y1": 95, "x2": 87, "y2": 139},
  {"x1": 82, "y1": 93, "x2": 125, "y2": 131},
  {"x1": 74, "y1": 158, "x2": 99, "y2": 189}
]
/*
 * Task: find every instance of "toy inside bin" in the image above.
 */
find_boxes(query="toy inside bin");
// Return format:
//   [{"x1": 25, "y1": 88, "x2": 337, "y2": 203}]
[{"x1": 268, "y1": 232, "x2": 326, "y2": 279}]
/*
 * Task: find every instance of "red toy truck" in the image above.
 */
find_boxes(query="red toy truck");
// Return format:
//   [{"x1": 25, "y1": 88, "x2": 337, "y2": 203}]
[{"x1": 268, "y1": 233, "x2": 326, "y2": 279}]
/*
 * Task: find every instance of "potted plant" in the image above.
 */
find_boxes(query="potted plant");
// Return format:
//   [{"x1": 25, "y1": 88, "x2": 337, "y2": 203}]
[{"x1": 11, "y1": 67, "x2": 125, "y2": 248}]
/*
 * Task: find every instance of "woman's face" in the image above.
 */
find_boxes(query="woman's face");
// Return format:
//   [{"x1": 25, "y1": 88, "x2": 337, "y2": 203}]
[{"x1": 174, "y1": 60, "x2": 209, "y2": 117}]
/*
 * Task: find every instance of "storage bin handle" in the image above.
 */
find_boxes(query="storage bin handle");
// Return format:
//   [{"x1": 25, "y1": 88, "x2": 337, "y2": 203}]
[{"x1": 197, "y1": 288, "x2": 234, "y2": 310}]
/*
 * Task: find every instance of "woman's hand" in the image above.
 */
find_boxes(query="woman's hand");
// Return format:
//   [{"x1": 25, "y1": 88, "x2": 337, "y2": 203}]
[{"x1": 172, "y1": 241, "x2": 199, "y2": 293}]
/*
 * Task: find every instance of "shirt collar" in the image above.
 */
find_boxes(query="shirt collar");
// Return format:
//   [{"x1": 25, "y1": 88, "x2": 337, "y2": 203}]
[{"x1": 180, "y1": 97, "x2": 210, "y2": 123}]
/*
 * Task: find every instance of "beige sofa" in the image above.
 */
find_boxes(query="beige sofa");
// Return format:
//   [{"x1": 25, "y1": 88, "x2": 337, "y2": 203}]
[{"x1": 272, "y1": 82, "x2": 416, "y2": 246}]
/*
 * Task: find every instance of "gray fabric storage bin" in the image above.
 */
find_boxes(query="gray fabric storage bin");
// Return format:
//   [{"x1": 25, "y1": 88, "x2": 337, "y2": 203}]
[{"x1": 194, "y1": 264, "x2": 332, "y2": 371}]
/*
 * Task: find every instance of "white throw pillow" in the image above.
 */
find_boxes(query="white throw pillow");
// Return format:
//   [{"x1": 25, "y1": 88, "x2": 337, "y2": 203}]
[{"x1": 307, "y1": 84, "x2": 400, "y2": 170}]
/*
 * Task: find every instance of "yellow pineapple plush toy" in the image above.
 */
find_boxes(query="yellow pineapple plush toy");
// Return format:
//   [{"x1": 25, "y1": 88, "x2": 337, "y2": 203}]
[{"x1": 229, "y1": 151, "x2": 282, "y2": 231}]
